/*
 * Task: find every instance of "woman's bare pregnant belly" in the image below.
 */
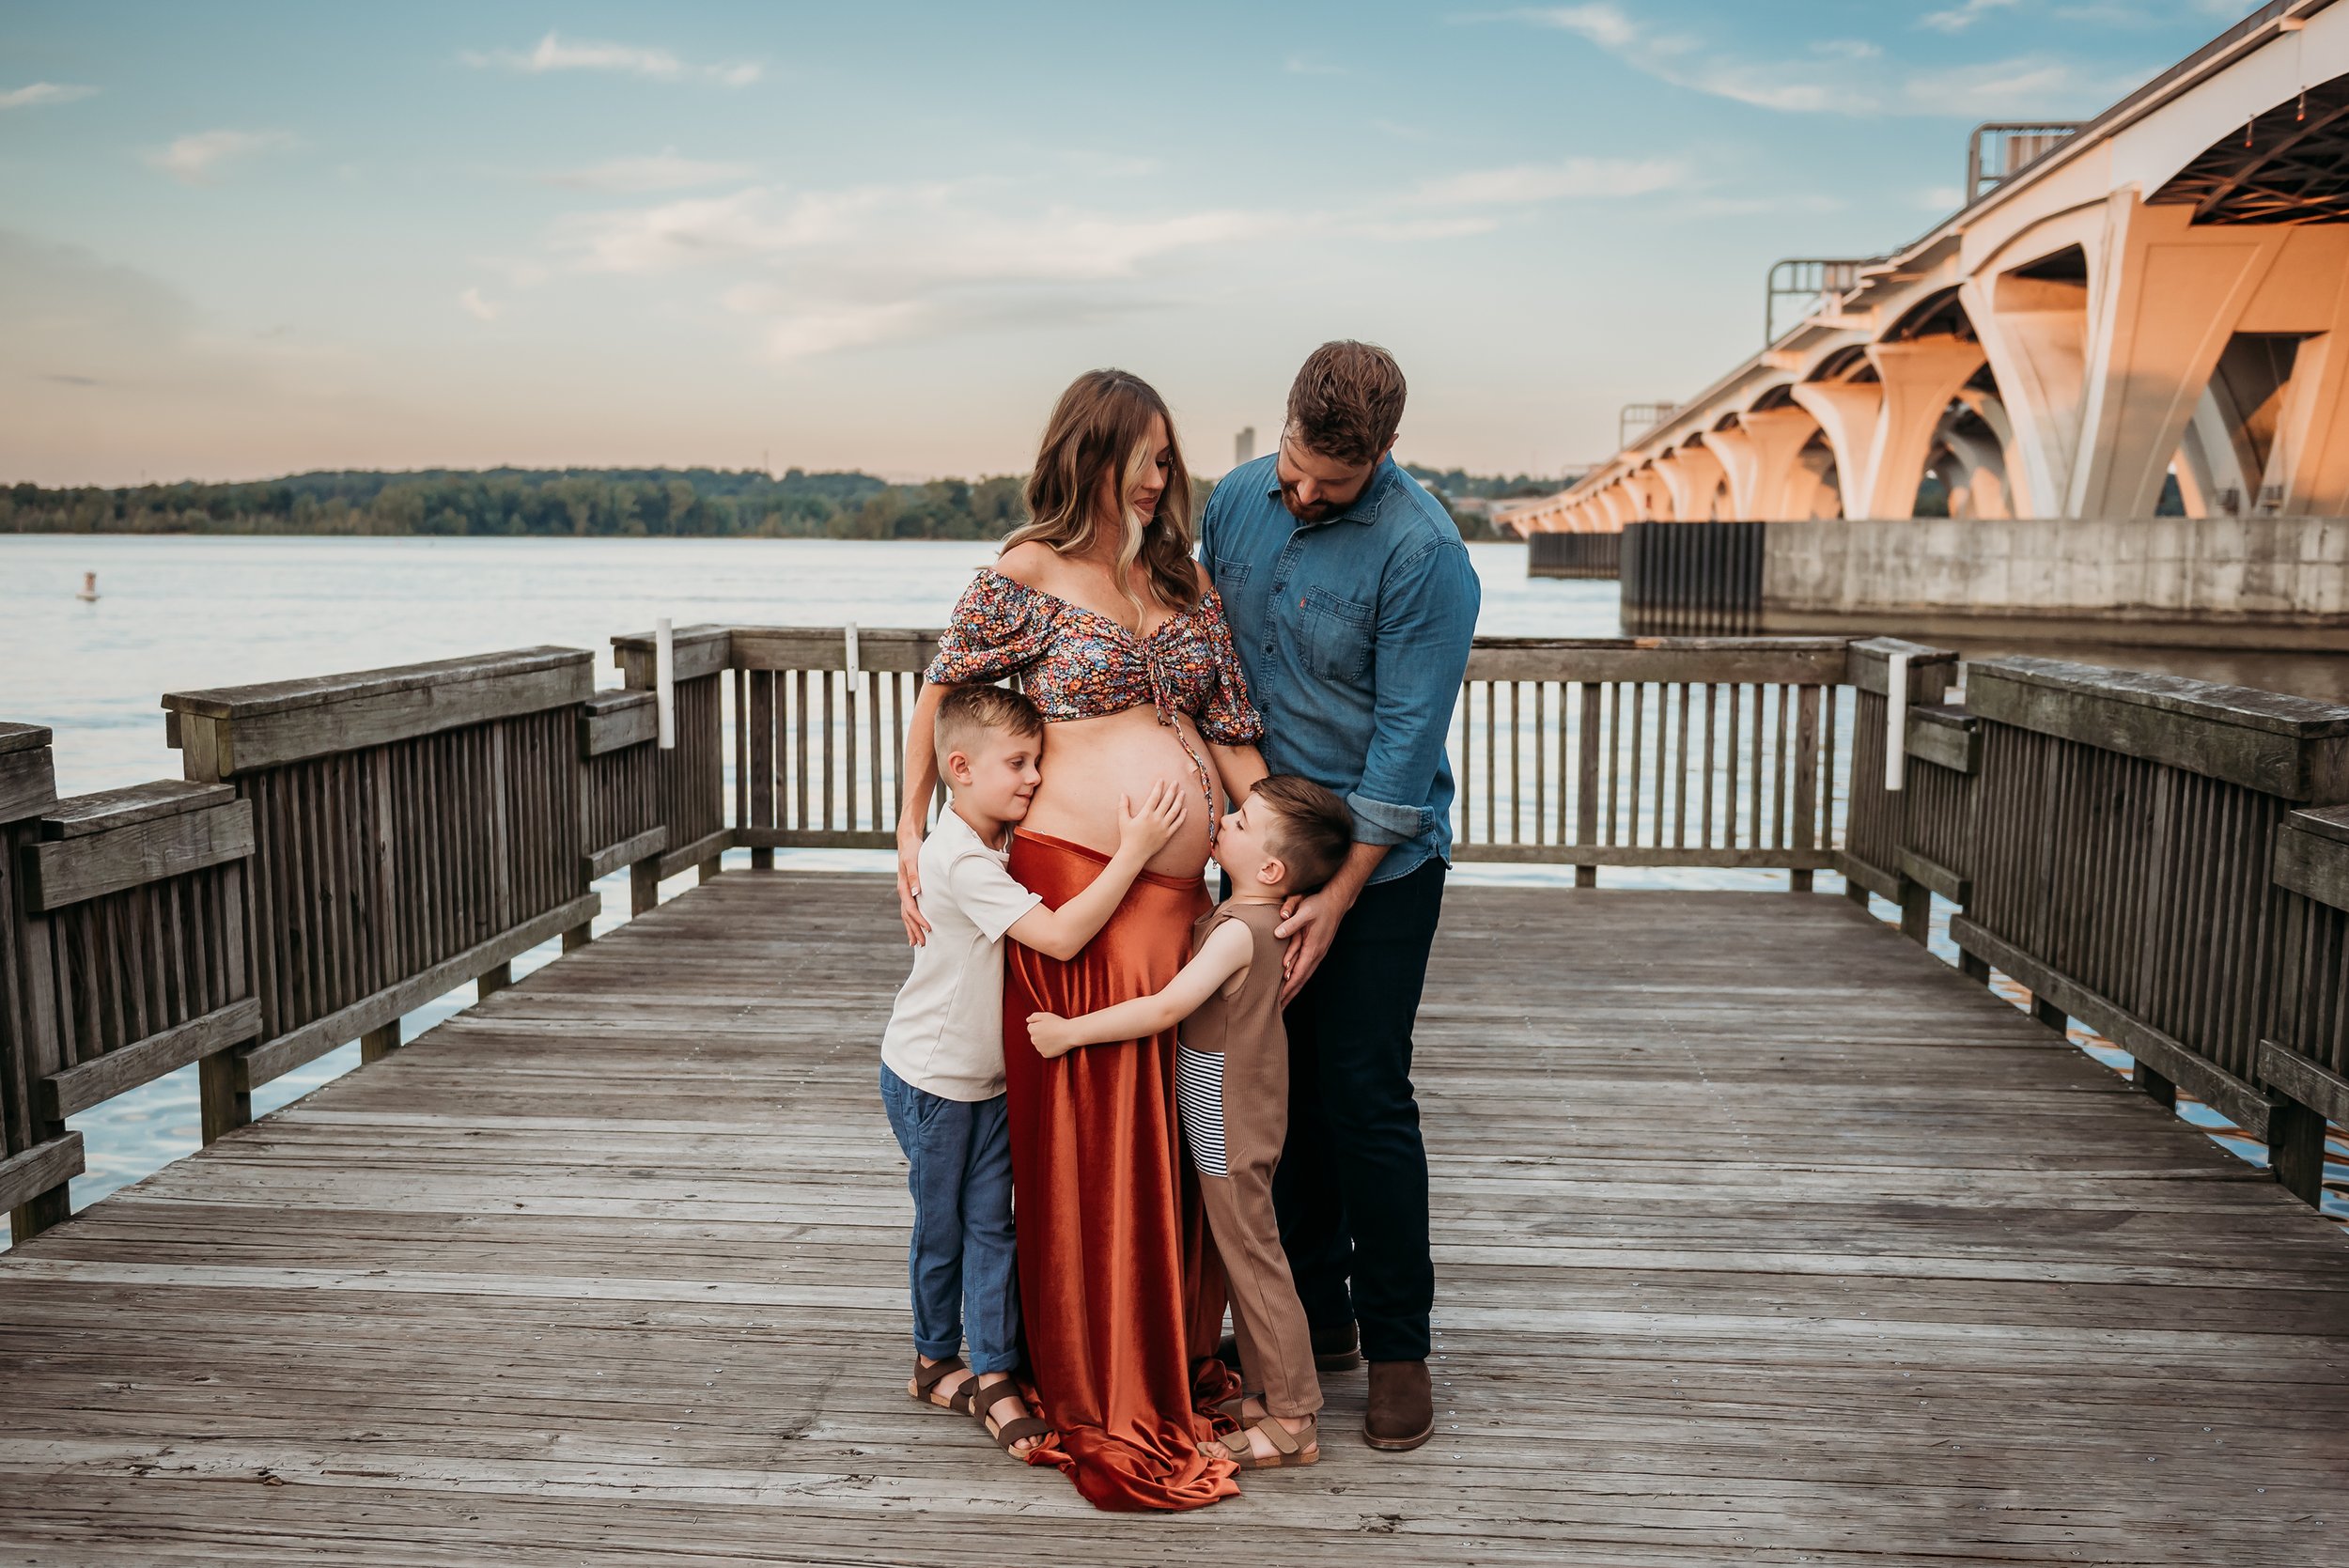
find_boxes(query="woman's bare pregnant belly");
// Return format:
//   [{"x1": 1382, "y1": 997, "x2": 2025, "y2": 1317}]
[{"x1": 1019, "y1": 707, "x2": 1214, "y2": 879}]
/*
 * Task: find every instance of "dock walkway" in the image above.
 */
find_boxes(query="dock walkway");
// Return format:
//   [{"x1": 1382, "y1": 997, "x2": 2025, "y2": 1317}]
[{"x1": 4, "y1": 872, "x2": 2344, "y2": 1565}]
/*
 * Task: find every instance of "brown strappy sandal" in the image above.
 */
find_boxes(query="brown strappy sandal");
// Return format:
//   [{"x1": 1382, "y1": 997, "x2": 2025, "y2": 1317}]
[
  {"x1": 909, "y1": 1354, "x2": 976, "y2": 1414},
  {"x1": 1204, "y1": 1415, "x2": 1318, "y2": 1470},
  {"x1": 969, "y1": 1375, "x2": 1051, "y2": 1458}
]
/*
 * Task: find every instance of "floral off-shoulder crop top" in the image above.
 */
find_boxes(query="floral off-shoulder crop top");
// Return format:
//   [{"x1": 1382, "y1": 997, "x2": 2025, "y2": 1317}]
[{"x1": 926, "y1": 568, "x2": 1264, "y2": 840}]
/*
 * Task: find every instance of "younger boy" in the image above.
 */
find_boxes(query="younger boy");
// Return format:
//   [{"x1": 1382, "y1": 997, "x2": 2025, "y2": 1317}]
[
  {"x1": 882, "y1": 684, "x2": 1188, "y2": 1461},
  {"x1": 1027, "y1": 776, "x2": 1353, "y2": 1470}
]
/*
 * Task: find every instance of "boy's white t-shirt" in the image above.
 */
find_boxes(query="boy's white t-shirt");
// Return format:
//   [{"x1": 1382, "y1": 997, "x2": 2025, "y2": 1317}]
[{"x1": 879, "y1": 809, "x2": 1043, "y2": 1101}]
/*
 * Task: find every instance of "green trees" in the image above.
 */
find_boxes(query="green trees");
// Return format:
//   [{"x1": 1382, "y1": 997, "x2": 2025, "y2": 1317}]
[{"x1": 0, "y1": 463, "x2": 1529, "y2": 540}]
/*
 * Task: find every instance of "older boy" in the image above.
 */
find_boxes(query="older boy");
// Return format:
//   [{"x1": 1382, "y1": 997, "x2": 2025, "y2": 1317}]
[
  {"x1": 1028, "y1": 776, "x2": 1355, "y2": 1471},
  {"x1": 882, "y1": 684, "x2": 1186, "y2": 1460}
]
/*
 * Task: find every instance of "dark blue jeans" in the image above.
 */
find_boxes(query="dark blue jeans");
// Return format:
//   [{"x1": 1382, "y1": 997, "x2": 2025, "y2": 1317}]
[
  {"x1": 879, "y1": 1064, "x2": 1019, "y2": 1374},
  {"x1": 1271, "y1": 859, "x2": 1444, "y2": 1364}
]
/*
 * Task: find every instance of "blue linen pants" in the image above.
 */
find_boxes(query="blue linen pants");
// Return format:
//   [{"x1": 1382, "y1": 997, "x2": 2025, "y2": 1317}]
[{"x1": 879, "y1": 1063, "x2": 1020, "y2": 1374}]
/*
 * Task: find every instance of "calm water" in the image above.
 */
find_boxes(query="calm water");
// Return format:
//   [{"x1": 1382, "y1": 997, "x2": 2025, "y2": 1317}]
[{"x1": 2, "y1": 535, "x2": 2333, "y2": 1232}]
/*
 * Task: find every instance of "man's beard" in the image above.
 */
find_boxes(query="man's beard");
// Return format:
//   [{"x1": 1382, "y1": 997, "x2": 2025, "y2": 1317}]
[{"x1": 1280, "y1": 485, "x2": 1342, "y2": 523}]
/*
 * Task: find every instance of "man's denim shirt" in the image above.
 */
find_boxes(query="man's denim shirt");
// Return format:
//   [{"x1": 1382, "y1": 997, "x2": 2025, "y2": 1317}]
[{"x1": 1199, "y1": 454, "x2": 1481, "y2": 886}]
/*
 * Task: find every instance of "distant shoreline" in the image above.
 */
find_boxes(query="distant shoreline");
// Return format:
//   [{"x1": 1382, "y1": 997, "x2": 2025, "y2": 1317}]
[{"x1": 3, "y1": 464, "x2": 1546, "y2": 543}]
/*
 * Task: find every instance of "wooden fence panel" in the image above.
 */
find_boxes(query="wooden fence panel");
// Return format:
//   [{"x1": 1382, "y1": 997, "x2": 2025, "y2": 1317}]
[
  {"x1": 1948, "y1": 656, "x2": 2349, "y2": 1145},
  {"x1": 163, "y1": 649, "x2": 599, "y2": 1118}
]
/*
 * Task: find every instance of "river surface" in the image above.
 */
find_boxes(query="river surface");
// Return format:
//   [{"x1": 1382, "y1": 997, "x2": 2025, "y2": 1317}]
[{"x1": 1, "y1": 535, "x2": 2337, "y2": 1231}]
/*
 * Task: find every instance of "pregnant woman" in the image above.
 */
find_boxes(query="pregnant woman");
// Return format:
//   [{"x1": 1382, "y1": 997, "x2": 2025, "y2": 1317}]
[{"x1": 894, "y1": 369, "x2": 1268, "y2": 1511}]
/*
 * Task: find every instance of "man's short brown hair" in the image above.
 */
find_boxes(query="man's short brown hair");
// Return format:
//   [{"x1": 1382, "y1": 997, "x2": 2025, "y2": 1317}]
[
  {"x1": 935, "y1": 683, "x2": 1043, "y2": 760},
  {"x1": 1249, "y1": 775, "x2": 1354, "y2": 894},
  {"x1": 1285, "y1": 340, "x2": 1407, "y2": 467}
]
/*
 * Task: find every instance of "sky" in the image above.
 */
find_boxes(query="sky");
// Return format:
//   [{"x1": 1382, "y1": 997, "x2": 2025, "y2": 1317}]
[{"x1": 0, "y1": 0, "x2": 2260, "y2": 487}]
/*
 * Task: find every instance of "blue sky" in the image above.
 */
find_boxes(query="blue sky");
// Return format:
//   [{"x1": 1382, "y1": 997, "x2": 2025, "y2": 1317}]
[{"x1": 1, "y1": 1, "x2": 2254, "y2": 486}]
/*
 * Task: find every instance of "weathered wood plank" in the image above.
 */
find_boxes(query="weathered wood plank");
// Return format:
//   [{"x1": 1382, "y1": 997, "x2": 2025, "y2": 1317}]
[
  {"x1": 1843, "y1": 637, "x2": 1957, "y2": 702},
  {"x1": 39, "y1": 1000, "x2": 262, "y2": 1120},
  {"x1": 728, "y1": 626, "x2": 937, "y2": 675},
  {"x1": 652, "y1": 827, "x2": 734, "y2": 883},
  {"x1": 585, "y1": 825, "x2": 668, "y2": 882},
  {"x1": 1893, "y1": 846, "x2": 1968, "y2": 905},
  {"x1": 0, "y1": 727, "x2": 58, "y2": 824},
  {"x1": 0, "y1": 1132, "x2": 81, "y2": 1215},
  {"x1": 578, "y1": 691, "x2": 658, "y2": 758},
  {"x1": 1466, "y1": 640, "x2": 1848, "y2": 686},
  {"x1": 609, "y1": 626, "x2": 730, "y2": 687},
  {"x1": 2256, "y1": 1037, "x2": 2349, "y2": 1125},
  {"x1": 1968, "y1": 656, "x2": 2349, "y2": 801},
  {"x1": 232, "y1": 892, "x2": 600, "y2": 1092},
  {"x1": 165, "y1": 652, "x2": 593, "y2": 779},
  {"x1": 1454, "y1": 845, "x2": 1838, "y2": 869},
  {"x1": 5, "y1": 877, "x2": 2346, "y2": 1568},
  {"x1": 1950, "y1": 913, "x2": 2278, "y2": 1137},
  {"x1": 1905, "y1": 707, "x2": 1978, "y2": 775},
  {"x1": 38, "y1": 780, "x2": 235, "y2": 839},
  {"x1": 23, "y1": 801, "x2": 256, "y2": 912},
  {"x1": 2273, "y1": 813, "x2": 2349, "y2": 914}
]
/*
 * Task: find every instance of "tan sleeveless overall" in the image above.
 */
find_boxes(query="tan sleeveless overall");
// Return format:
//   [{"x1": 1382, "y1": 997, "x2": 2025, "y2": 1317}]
[{"x1": 1175, "y1": 900, "x2": 1323, "y2": 1420}]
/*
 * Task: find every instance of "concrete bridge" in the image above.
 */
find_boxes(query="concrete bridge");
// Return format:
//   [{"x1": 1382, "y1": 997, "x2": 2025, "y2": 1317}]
[
  {"x1": 3, "y1": 627, "x2": 2348, "y2": 1561},
  {"x1": 1505, "y1": 2, "x2": 2349, "y2": 648}
]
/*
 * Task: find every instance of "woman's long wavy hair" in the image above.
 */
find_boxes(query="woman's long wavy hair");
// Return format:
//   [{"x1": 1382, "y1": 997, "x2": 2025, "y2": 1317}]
[{"x1": 1003, "y1": 368, "x2": 1200, "y2": 613}]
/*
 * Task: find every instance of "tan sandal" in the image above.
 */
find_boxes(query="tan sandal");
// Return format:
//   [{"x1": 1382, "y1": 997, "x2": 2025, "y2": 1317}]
[
  {"x1": 969, "y1": 1375, "x2": 1051, "y2": 1457},
  {"x1": 1204, "y1": 1415, "x2": 1318, "y2": 1469},
  {"x1": 909, "y1": 1354, "x2": 976, "y2": 1413}
]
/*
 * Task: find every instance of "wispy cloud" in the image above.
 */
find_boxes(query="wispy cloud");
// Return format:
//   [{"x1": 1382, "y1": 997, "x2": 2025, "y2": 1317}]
[
  {"x1": 144, "y1": 130, "x2": 295, "y2": 186},
  {"x1": 459, "y1": 287, "x2": 500, "y2": 322},
  {"x1": 540, "y1": 151, "x2": 758, "y2": 193},
  {"x1": 1513, "y1": 5, "x2": 1640, "y2": 48},
  {"x1": 0, "y1": 82, "x2": 97, "y2": 110},
  {"x1": 461, "y1": 32, "x2": 761, "y2": 86},
  {"x1": 1482, "y1": 7, "x2": 2136, "y2": 116},
  {"x1": 1409, "y1": 155, "x2": 1692, "y2": 206},
  {"x1": 1921, "y1": 0, "x2": 2025, "y2": 33},
  {"x1": 1283, "y1": 54, "x2": 1347, "y2": 76}
]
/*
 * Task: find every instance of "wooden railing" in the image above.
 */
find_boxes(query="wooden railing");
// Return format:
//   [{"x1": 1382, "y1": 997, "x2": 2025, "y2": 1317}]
[
  {"x1": 1450, "y1": 637, "x2": 1845, "y2": 887},
  {"x1": 1, "y1": 728, "x2": 259, "y2": 1237},
  {"x1": 1843, "y1": 647, "x2": 2349, "y2": 1212},
  {"x1": 9, "y1": 624, "x2": 2349, "y2": 1235},
  {"x1": 2264, "y1": 807, "x2": 2349, "y2": 1203},
  {"x1": 0, "y1": 645, "x2": 689, "y2": 1239}
]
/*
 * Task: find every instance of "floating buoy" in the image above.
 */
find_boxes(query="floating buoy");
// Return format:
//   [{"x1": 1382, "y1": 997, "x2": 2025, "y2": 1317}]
[{"x1": 76, "y1": 571, "x2": 99, "y2": 602}]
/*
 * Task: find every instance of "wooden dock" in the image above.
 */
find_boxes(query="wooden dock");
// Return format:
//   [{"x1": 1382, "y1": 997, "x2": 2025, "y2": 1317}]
[{"x1": 5, "y1": 870, "x2": 2344, "y2": 1566}]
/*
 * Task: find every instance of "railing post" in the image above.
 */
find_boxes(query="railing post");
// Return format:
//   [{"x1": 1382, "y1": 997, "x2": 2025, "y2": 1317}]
[
  {"x1": 360, "y1": 1021, "x2": 401, "y2": 1063},
  {"x1": 0, "y1": 723, "x2": 73, "y2": 1241}
]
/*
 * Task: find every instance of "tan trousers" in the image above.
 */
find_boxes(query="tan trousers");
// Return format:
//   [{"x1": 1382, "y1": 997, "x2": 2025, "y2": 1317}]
[{"x1": 1183, "y1": 1043, "x2": 1323, "y2": 1420}]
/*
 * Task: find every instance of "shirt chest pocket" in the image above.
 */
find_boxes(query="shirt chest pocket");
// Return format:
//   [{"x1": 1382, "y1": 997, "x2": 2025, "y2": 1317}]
[{"x1": 1295, "y1": 586, "x2": 1374, "y2": 683}]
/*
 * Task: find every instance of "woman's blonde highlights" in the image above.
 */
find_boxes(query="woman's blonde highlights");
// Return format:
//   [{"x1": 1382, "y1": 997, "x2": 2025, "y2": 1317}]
[{"x1": 1004, "y1": 369, "x2": 1199, "y2": 614}]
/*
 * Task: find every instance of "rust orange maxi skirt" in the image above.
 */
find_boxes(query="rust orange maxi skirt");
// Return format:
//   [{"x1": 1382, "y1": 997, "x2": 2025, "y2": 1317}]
[{"x1": 1002, "y1": 831, "x2": 1238, "y2": 1512}]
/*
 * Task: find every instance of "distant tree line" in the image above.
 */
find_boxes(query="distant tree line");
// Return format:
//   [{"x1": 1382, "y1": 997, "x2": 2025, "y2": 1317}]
[{"x1": 1, "y1": 461, "x2": 1563, "y2": 543}]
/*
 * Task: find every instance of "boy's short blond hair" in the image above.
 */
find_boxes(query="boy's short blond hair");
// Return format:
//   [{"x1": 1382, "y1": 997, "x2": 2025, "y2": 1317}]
[
  {"x1": 935, "y1": 684, "x2": 1044, "y2": 762},
  {"x1": 1250, "y1": 775, "x2": 1354, "y2": 894}
]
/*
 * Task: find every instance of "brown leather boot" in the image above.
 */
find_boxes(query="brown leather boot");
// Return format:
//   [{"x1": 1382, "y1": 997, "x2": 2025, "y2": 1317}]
[{"x1": 1363, "y1": 1359, "x2": 1433, "y2": 1452}]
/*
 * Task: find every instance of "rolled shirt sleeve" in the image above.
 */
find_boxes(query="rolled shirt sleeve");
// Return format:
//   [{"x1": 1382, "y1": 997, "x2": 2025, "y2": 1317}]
[{"x1": 1347, "y1": 540, "x2": 1481, "y2": 847}]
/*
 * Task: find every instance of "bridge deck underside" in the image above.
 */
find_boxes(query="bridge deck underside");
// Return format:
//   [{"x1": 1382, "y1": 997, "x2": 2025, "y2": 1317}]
[{"x1": 2, "y1": 875, "x2": 2345, "y2": 1565}]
